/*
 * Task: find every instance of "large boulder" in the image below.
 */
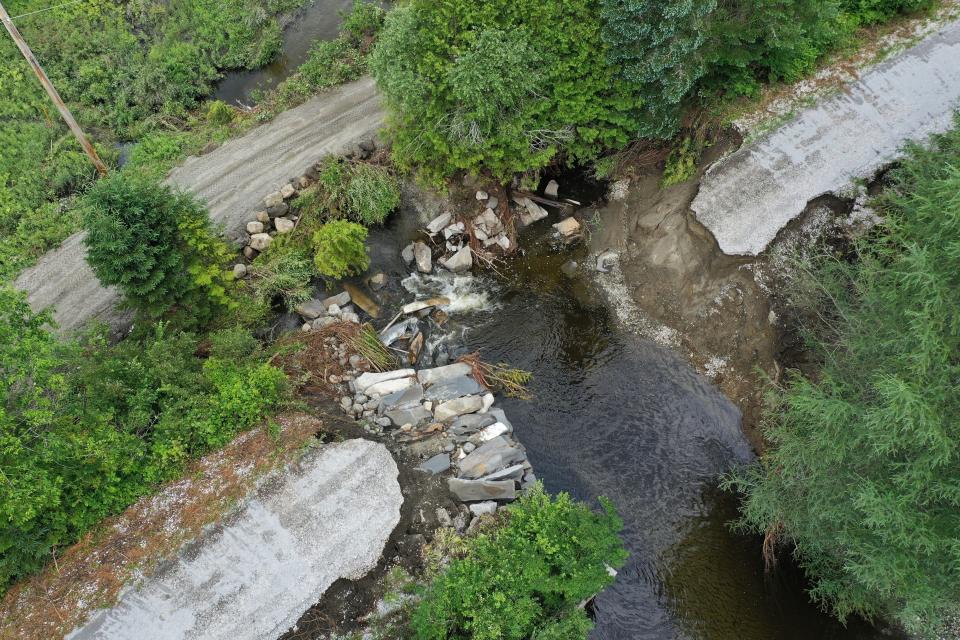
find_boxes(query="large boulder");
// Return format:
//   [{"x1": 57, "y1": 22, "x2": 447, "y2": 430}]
[
  {"x1": 440, "y1": 246, "x2": 472, "y2": 273},
  {"x1": 414, "y1": 242, "x2": 432, "y2": 273}
]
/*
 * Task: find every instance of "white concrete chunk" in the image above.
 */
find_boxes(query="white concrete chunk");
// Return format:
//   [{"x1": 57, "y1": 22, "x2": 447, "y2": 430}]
[
  {"x1": 354, "y1": 369, "x2": 416, "y2": 395},
  {"x1": 66, "y1": 439, "x2": 401, "y2": 640}
]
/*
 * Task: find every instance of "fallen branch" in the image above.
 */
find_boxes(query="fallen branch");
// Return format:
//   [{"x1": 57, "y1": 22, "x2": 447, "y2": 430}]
[{"x1": 458, "y1": 352, "x2": 533, "y2": 399}]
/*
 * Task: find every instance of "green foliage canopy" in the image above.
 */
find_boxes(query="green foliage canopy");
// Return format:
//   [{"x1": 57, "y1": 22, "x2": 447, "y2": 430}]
[
  {"x1": 410, "y1": 486, "x2": 627, "y2": 640},
  {"x1": 370, "y1": 0, "x2": 645, "y2": 180},
  {"x1": 312, "y1": 219, "x2": 369, "y2": 280},
  {"x1": 724, "y1": 122, "x2": 960, "y2": 635},
  {"x1": 82, "y1": 173, "x2": 233, "y2": 324}
]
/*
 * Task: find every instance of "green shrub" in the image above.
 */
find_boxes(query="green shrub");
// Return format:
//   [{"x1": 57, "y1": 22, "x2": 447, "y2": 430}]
[
  {"x1": 370, "y1": 1, "x2": 645, "y2": 180},
  {"x1": 0, "y1": 305, "x2": 287, "y2": 591},
  {"x1": 341, "y1": 0, "x2": 387, "y2": 43},
  {"x1": 660, "y1": 137, "x2": 698, "y2": 186},
  {"x1": 345, "y1": 163, "x2": 401, "y2": 225},
  {"x1": 249, "y1": 245, "x2": 316, "y2": 311},
  {"x1": 312, "y1": 220, "x2": 369, "y2": 279},
  {"x1": 207, "y1": 100, "x2": 235, "y2": 126},
  {"x1": 299, "y1": 37, "x2": 366, "y2": 90},
  {"x1": 81, "y1": 173, "x2": 233, "y2": 324},
  {"x1": 724, "y1": 122, "x2": 960, "y2": 635},
  {"x1": 409, "y1": 485, "x2": 627, "y2": 640}
]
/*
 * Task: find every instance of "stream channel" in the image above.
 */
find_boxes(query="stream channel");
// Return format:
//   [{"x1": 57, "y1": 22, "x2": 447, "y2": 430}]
[
  {"x1": 218, "y1": 5, "x2": 897, "y2": 637},
  {"x1": 366, "y1": 197, "x2": 892, "y2": 640}
]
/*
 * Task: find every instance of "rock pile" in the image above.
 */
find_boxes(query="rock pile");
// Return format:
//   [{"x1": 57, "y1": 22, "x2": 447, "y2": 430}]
[
  {"x1": 233, "y1": 139, "x2": 384, "y2": 273},
  {"x1": 338, "y1": 362, "x2": 536, "y2": 511}
]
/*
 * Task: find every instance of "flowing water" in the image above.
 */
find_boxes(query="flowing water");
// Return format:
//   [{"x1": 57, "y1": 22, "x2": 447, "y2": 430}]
[{"x1": 366, "y1": 207, "x2": 896, "y2": 640}]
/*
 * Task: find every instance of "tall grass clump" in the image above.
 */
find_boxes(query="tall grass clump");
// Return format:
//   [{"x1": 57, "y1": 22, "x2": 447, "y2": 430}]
[{"x1": 724, "y1": 120, "x2": 960, "y2": 635}]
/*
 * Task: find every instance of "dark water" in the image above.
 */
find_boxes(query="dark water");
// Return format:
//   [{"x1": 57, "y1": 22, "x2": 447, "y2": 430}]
[
  {"x1": 368, "y1": 207, "x2": 893, "y2": 640},
  {"x1": 213, "y1": 0, "x2": 354, "y2": 105}
]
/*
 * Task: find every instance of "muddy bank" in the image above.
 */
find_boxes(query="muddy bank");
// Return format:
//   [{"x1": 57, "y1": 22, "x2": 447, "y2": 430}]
[{"x1": 590, "y1": 136, "x2": 882, "y2": 450}]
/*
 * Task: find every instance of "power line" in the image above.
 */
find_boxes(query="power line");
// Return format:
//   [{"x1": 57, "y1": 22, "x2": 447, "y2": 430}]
[
  {"x1": 0, "y1": 1, "x2": 109, "y2": 176},
  {"x1": 6, "y1": 0, "x2": 86, "y2": 21}
]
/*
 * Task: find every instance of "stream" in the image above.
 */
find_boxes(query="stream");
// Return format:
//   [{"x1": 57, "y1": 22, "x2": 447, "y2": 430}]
[
  {"x1": 366, "y1": 203, "x2": 894, "y2": 640},
  {"x1": 219, "y1": 7, "x2": 897, "y2": 637}
]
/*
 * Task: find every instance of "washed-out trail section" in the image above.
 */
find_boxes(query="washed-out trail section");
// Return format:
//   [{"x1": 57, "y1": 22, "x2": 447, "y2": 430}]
[
  {"x1": 66, "y1": 438, "x2": 401, "y2": 640},
  {"x1": 692, "y1": 19, "x2": 960, "y2": 256},
  {"x1": 14, "y1": 77, "x2": 384, "y2": 332}
]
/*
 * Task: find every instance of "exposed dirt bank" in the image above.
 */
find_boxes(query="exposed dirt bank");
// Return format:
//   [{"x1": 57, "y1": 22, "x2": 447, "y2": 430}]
[{"x1": 591, "y1": 137, "x2": 876, "y2": 451}]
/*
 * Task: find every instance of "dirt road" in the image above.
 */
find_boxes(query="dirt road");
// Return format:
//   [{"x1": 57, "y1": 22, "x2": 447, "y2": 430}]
[{"x1": 14, "y1": 77, "x2": 383, "y2": 332}]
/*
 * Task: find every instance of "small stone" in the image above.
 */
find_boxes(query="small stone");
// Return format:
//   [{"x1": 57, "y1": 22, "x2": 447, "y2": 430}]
[
  {"x1": 249, "y1": 233, "x2": 272, "y2": 251},
  {"x1": 312, "y1": 316, "x2": 337, "y2": 330},
  {"x1": 440, "y1": 246, "x2": 472, "y2": 273},
  {"x1": 301, "y1": 323, "x2": 311, "y2": 332},
  {"x1": 480, "y1": 393, "x2": 495, "y2": 413},
  {"x1": 469, "y1": 501, "x2": 497, "y2": 516},
  {"x1": 355, "y1": 393, "x2": 369, "y2": 404},
  {"x1": 263, "y1": 191, "x2": 283, "y2": 208},
  {"x1": 544, "y1": 179, "x2": 560, "y2": 198},
  {"x1": 246, "y1": 220, "x2": 264, "y2": 234},
  {"x1": 423, "y1": 401, "x2": 433, "y2": 412},
  {"x1": 342, "y1": 312, "x2": 360, "y2": 324},
  {"x1": 448, "y1": 478, "x2": 516, "y2": 502},
  {"x1": 444, "y1": 443, "x2": 455, "y2": 452},
  {"x1": 401, "y1": 243, "x2": 415, "y2": 265},
  {"x1": 369, "y1": 272, "x2": 387, "y2": 290},
  {"x1": 419, "y1": 453, "x2": 451, "y2": 476},
  {"x1": 475, "y1": 190, "x2": 489, "y2": 201},
  {"x1": 487, "y1": 196, "x2": 499, "y2": 210},
  {"x1": 232, "y1": 263, "x2": 247, "y2": 278},
  {"x1": 426, "y1": 212, "x2": 453, "y2": 234},
  {"x1": 266, "y1": 202, "x2": 289, "y2": 217},
  {"x1": 463, "y1": 442, "x2": 476, "y2": 453},
  {"x1": 349, "y1": 355, "x2": 362, "y2": 367},
  {"x1": 327, "y1": 304, "x2": 341, "y2": 316},
  {"x1": 242, "y1": 246, "x2": 258, "y2": 260},
  {"x1": 561, "y1": 260, "x2": 579, "y2": 277},
  {"x1": 274, "y1": 217, "x2": 295, "y2": 234},
  {"x1": 414, "y1": 242, "x2": 432, "y2": 273},
  {"x1": 401, "y1": 424, "x2": 413, "y2": 432},
  {"x1": 443, "y1": 221, "x2": 465, "y2": 239},
  {"x1": 280, "y1": 183, "x2": 297, "y2": 199},
  {"x1": 596, "y1": 251, "x2": 618, "y2": 273},
  {"x1": 340, "y1": 397, "x2": 352, "y2": 410},
  {"x1": 553, "y1": 216, "x2": 581, "y2": 239},
  {"x1": 255, "y1": 210, "x2": 271, "y2": 223},
  {"x1": 435, "y1": 507, "x2": 453, "y2": 527},
  {"x1": 298, "y1": 175, "x2": 312, "y2": 189},
  {"x1": 376, "y1": 417, "x2": 392, "y2": 428}
]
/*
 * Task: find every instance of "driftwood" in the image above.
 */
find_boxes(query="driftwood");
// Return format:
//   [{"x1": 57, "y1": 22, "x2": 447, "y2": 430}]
[{"x1": 511, "y1": 189, "x2": 580, "y2": 209}]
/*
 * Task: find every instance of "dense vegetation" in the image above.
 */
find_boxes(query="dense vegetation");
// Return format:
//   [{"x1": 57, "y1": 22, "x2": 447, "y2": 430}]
[
  {"x1": 0, "y1": 285, "x2": 287, "y2": 590},
  {"x1": 409, "y1": 486, "x2": 627, "y2": 639},
  {"x1": 371, "y1": 0, "x2": 934, "y2": 179},
  {"x1": 0, "y1": 0, "x2": 385, "y2": 283},
  {"x1": 725, "y1": 122, "x2": 960, "y2": 635}
]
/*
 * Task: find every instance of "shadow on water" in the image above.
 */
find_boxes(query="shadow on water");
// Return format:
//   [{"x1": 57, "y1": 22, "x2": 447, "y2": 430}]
[
  {"x1": 214, "y1": 0, "x2": 355, "y2": 105},
  {"x1": 373, "y1": 200, "x2": 897, "y2": 638}
]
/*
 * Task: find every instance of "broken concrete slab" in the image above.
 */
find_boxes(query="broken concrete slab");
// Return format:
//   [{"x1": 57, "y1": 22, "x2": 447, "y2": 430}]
[
  {"x1": 449, "y1": 413, "x2": 497, "y2": 438},
  {"x1": 417, "y1": 453, "x2": 451, "y2": 475},
  {"x1": 476, "y1": 422, "x2": 509, "y2": 442},
  {"x1": 417, "y1": 362, "x2": 473, "y2": 386},
  {"x1": 353, "y1": 369, "x2": 416, "y2": 395},
  {"x1": 692, "y1": 20, "x2": 960, "y2": 255},
  {"x1": 66, "y1": 439, "x2": 401, "y2": 640},
  {"x1": 365, "y1": 376, "x2": 416, "y2": 398},
  {"x1": 458, "y1": 436, "x2": 526, "y2": 479},
  {"x1": 426, "y1": 212, "x2": 452, "y2": 234},
  {"x1": 379, "y1": 383, "x2": 424, "y2": 413},
  {"x1": 380, "y1": 317, "x2": 419, "y2": 347},
  {"x1": 448, "y1": 478, "x2": 516, "y2": 502},
  {"x1": 385, "y1": 405, "x2": 433, "y2": 428},
  {"x1": 423, "y1": 375, "x2": 486, "y2": 403},
  {"x1": 434, "y1": 395, "x2": 483, "y2": 421},
  {"x1": 403, "y1": 297, "x2": 450, "y2": 315},
  {"x1": 478, "y1": 463, "x2": 525, "y2": 482}
]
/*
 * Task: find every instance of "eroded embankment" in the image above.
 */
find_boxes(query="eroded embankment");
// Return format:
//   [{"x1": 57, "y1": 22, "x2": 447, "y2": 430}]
[{"x1": 691, "y1": 17, "x2": 960, "y2": 256}]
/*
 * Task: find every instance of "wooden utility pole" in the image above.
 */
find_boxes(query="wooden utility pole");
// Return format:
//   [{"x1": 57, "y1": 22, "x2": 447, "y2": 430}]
[{"x1": 0, "y1": 1, "x2": 108, "y2": 176}]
